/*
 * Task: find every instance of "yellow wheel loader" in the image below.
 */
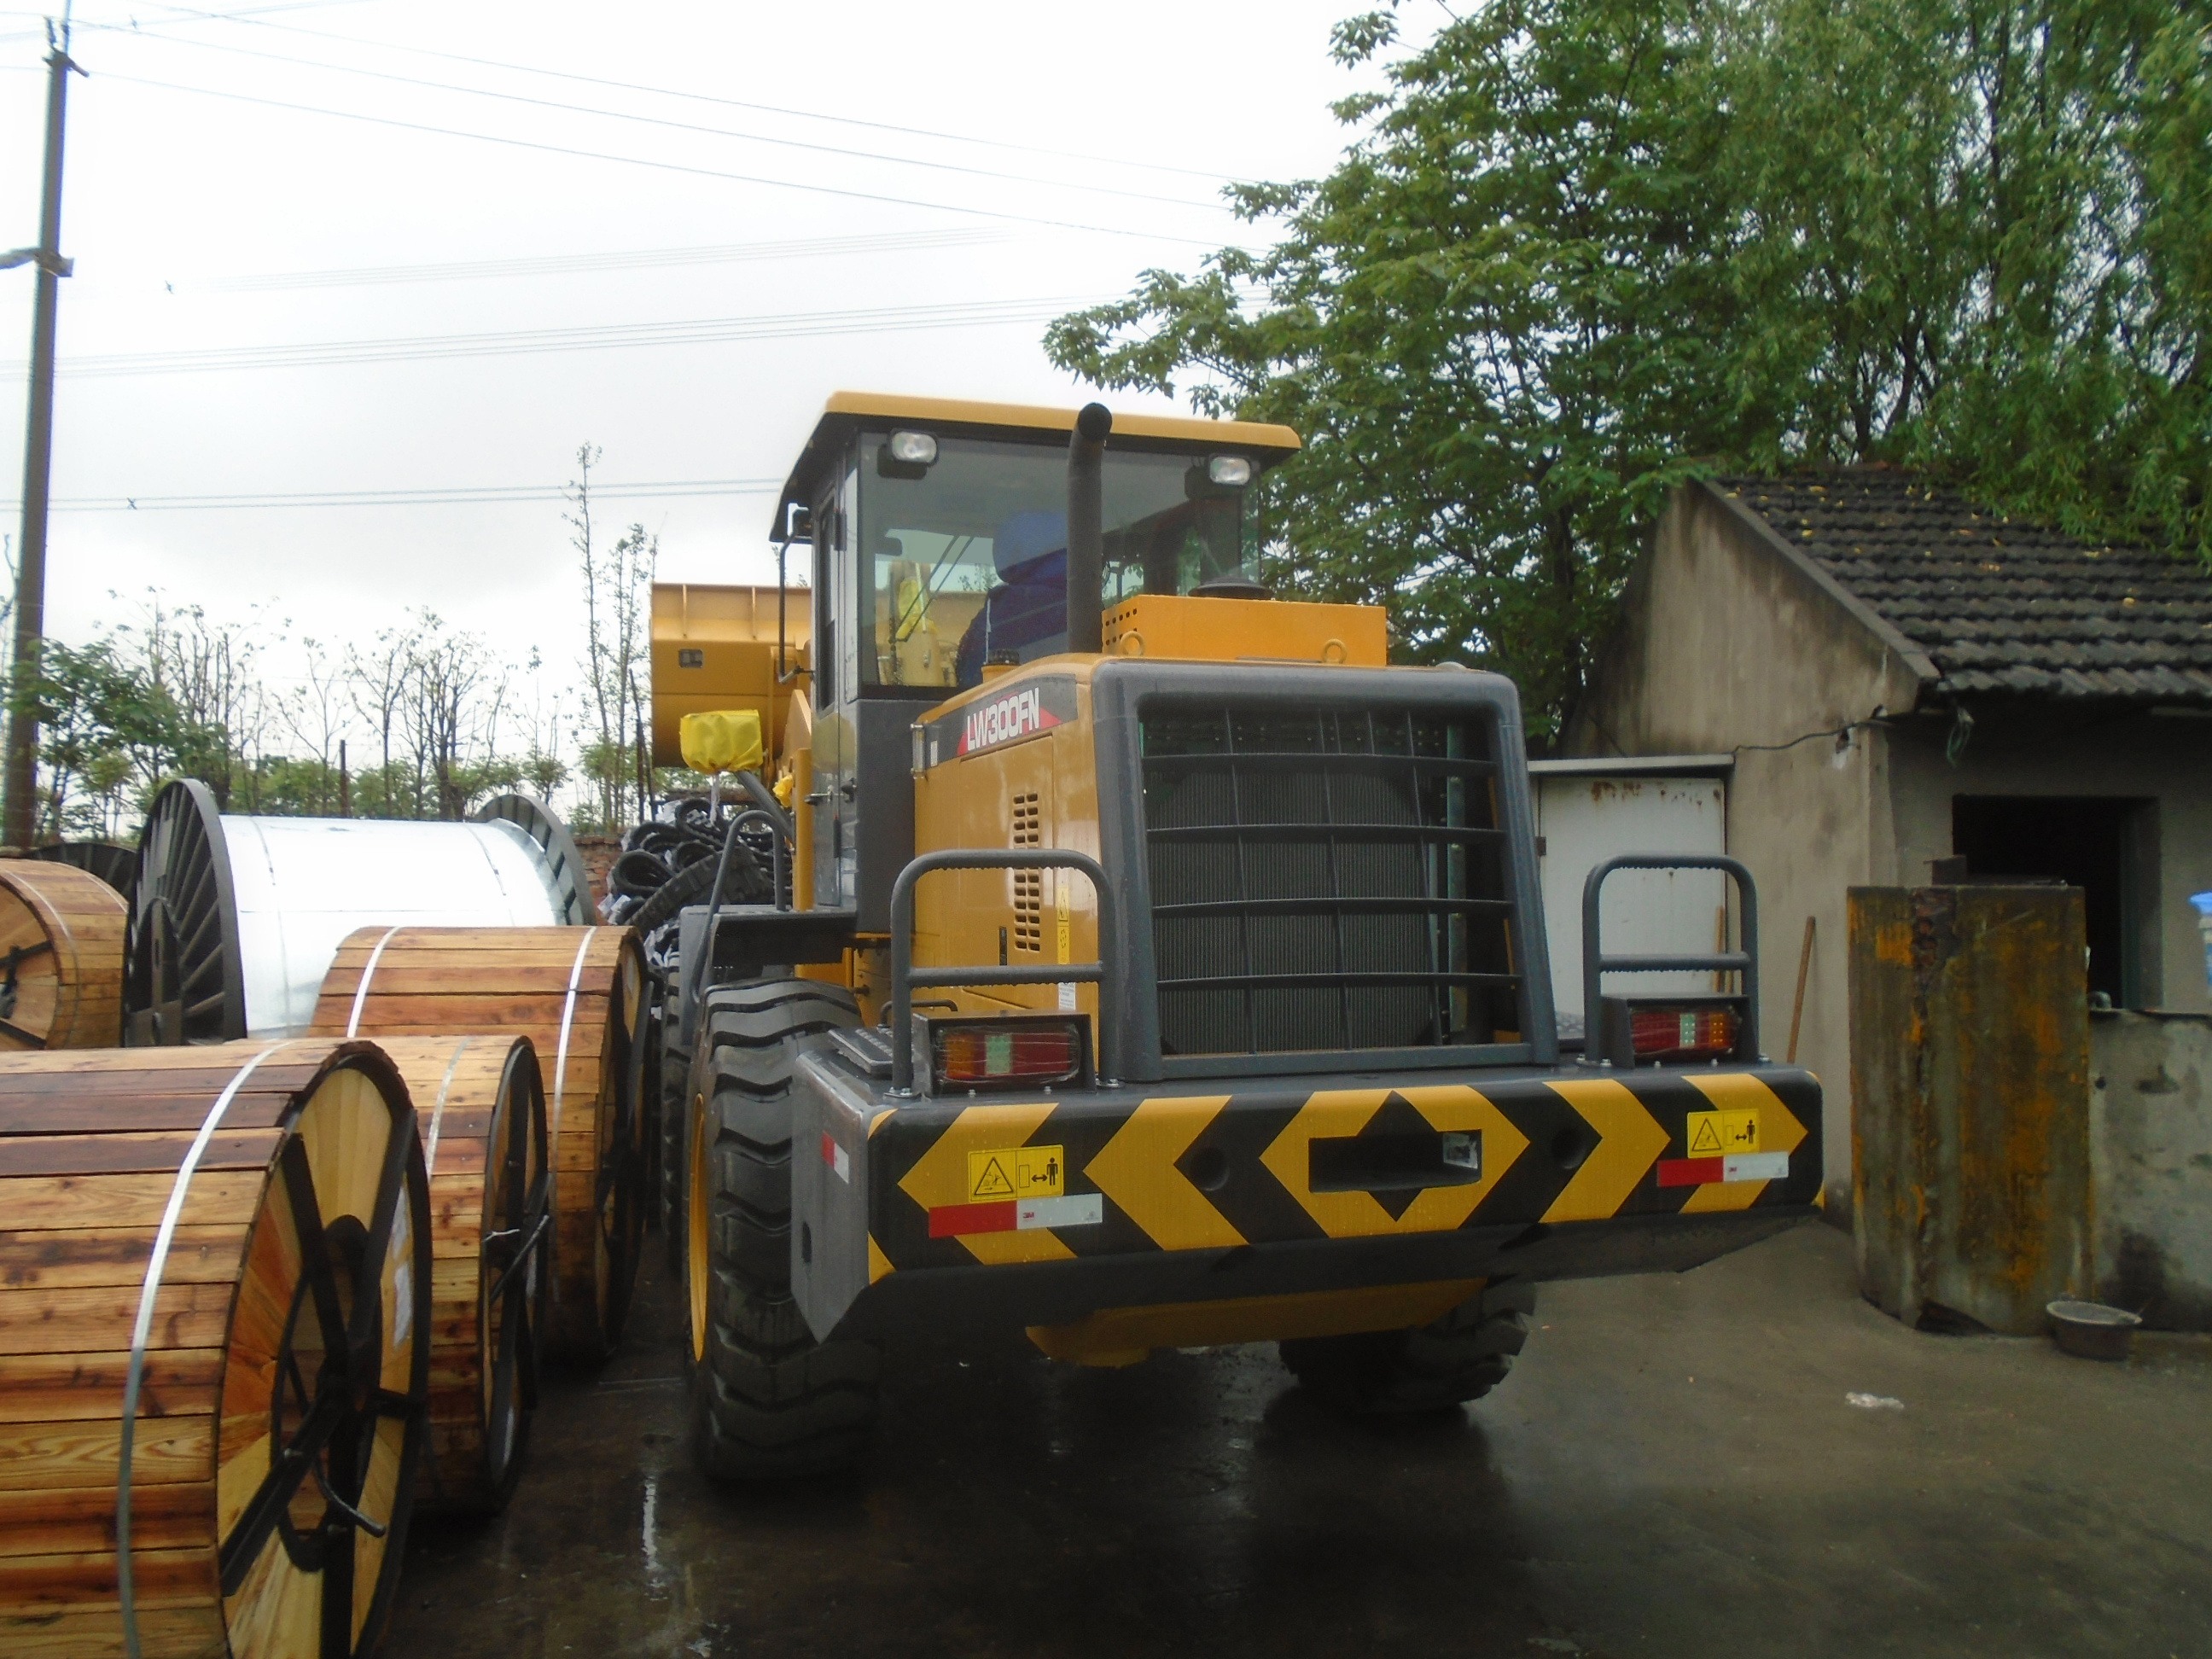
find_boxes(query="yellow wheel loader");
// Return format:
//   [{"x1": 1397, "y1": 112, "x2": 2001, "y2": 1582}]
[{"x1": 645, "y1": 393, "x2": 1819, "y2": 1479}]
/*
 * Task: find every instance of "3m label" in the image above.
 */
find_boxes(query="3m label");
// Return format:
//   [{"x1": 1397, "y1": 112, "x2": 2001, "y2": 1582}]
[
  {"x1": 967, "y1": 1144, "x2": 1064, "y2": 1202},
  {"x1": 1686, "y1": 1108, "x2": 1761, "y2": 1157},
  {"x1": 1017, "y1": 1193, "x2": 1103, "y2": 1231}
]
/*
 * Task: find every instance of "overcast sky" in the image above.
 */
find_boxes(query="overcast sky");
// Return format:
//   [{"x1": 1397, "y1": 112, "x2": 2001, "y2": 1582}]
[{"x1": 0, "y1": 0, "x2": 1435, "y2": 756}]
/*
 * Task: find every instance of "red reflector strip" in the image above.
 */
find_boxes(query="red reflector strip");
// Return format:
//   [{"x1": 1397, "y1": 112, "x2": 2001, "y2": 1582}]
[
  {"x1": 1659, "y1": 1152, "x2": 1791, "y2": 1188},
  {"x1": 929, "y1": 1201, "x2": 1017, "y2": 1237},
  {"x1": 928, "y1": 1192, "x2": 1106, "y2": 1237}
]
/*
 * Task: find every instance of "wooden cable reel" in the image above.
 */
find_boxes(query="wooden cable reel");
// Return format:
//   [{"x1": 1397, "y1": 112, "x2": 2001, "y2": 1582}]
[
  {"x1": 124, "y1": 780, "x2": 247, "y2": 1047},
  {"x1": 0, "y1": 1040, "x2": 431, "y2": 1659},
  {"x1": 311, "y1": 928, "x2": 647, "y2": 1360},
  {"x1": 0, "y1": 857, "x2": 129, "y2": 1051},
  {"x1": 362, "y1": 1037, "x2": 549, "y2": 1513}
]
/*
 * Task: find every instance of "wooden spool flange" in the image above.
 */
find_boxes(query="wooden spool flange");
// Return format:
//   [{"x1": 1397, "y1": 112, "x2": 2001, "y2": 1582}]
[
  {"x1": 358, "y1": 1037, "x2": 548, "y2": 1513},
  {"x1": 311, "y1": 928, "x2": 647, "y2": 1361},
  {"x1": 0, "y1": 1039, "x2": 432, "y2": 1659},
  {"x1": 0, "y1": 858, "x2": 129, "y2": 1051}
]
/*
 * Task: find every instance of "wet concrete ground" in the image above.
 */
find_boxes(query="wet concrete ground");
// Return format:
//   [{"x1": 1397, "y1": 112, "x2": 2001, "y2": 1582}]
[{"x1": 390, "y1": 1224, "x2": 2212, "y2": 1658}]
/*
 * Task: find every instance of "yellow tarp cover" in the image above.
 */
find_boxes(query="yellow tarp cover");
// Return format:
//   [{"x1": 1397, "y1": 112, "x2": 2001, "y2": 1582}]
[{"x1": 679, "y1": 708, "x2": 765, "y2": 776}]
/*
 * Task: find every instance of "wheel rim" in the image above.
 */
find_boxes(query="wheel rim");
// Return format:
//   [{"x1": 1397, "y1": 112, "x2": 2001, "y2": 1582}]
[{"x1": 687, "y1": 1077, "x2": 711, "y2": 1365}]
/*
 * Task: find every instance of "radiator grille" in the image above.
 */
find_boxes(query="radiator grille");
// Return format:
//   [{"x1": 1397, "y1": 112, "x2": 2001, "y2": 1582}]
[
  {"x1": 1140, "y1": 703, "x2": 1522, "y2": 1057},
  {"x1": 1011, "y1": 792, "x2": 1042, "y2": 952}
]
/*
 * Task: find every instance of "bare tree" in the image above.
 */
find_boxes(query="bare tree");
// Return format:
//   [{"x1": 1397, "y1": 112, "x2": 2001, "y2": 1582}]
[
  {"x1": 567, "y1": 445, "x2": 656, "y2": 830},
  {"x1": 275, "y1": 636, "x2": 347, "y2": 815},
  {"x1": 346, "y1": 627, "x2": 411, "y2": 812},
  {"x1": 137, "y1": 595, "x2": 268, "y2": 810},
  {"x1": 398, "y1": 613, "x2": 512, "y2": 819}
]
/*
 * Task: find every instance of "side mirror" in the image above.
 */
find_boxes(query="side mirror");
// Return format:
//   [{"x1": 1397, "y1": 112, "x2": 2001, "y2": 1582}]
[{"x1": 783, "y1": 502, "x2": 815, "y2": 544}]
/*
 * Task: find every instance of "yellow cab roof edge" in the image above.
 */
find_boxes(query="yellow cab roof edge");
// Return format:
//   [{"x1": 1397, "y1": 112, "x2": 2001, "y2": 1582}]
[{"x1": 767, "y1": 390, "x2": 1301, "y2": 540}]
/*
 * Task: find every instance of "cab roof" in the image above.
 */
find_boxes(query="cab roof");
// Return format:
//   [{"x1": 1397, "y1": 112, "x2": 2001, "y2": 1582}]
[{"x1": 768, "y1": 391, "x2": 1302, "y2": 540}]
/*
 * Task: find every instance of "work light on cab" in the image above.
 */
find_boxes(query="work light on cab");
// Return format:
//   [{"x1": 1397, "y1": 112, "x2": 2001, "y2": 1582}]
[
  {"x1": 1207, "y1": 455, "x2": 1252, "y2": 486},
  {"x1": 925, "y1": 1014, "x2": 1091, "y2": 1093},
  {"x1": 888, "y1": 430, "x2": 939, "y2": 466}
]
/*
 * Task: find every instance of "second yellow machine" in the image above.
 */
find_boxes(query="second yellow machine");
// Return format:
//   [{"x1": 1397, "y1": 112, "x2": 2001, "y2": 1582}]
[{"x1": 650, "y1": 393, "x2": 1819, "y2": 1479}]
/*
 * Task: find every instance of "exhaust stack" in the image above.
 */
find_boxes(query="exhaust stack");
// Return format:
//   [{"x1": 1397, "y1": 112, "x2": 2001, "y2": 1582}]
[{"x1": 1065, "y1": 402, "x2": 1111, "y2": 654}]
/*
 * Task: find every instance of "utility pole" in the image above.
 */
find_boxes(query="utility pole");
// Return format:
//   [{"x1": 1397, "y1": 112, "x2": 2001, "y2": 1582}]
[{"x1": 2, "y1": 18, "x2": 84, "y2": 847}]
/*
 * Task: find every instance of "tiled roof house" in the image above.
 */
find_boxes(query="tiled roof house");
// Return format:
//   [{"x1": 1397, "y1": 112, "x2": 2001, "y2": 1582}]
[{"x1": 1565, "y1": 469, "x2": 2212, "y2": 1211}]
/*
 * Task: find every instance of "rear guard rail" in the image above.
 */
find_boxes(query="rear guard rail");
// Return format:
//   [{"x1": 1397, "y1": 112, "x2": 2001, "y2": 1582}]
[
  {"x1": 887, "y1": 848, "x2": 1120, "y2": 1097},
  {"x1": 1580, "y1": 853, "x2": 1761, "y2": 1062}
]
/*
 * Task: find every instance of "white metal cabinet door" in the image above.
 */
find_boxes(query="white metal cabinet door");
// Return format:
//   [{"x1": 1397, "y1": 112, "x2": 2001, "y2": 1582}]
[{"x1": 1536, "y1": 776, "x2": 1726, "y2": 1029}]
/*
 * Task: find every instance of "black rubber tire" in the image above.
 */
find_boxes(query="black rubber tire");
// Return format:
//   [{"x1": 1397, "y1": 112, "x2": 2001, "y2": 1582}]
[
  {"x1": 658, "y1": 996, "x2": 690, "y2": 1271},
  {"x1": 1279, "y1": 1282, "x2": 1537, "y2": 1415},
  {"x1": 683, "y1": 979, "x2": 880, "y2": 1481},
  {"x1": 631, "y1": 841, "x2": 767, "y2": 936}
]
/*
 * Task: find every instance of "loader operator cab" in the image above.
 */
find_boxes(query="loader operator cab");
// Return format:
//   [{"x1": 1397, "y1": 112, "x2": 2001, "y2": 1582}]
[{"x1": 774, "y1": 393, "x2": 1296, "y2": 928}]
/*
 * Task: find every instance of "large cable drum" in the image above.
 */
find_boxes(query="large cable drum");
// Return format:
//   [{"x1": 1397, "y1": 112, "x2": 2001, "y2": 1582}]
[
  {"x1": 311, "y1": 927, "x2": 646, "y2": 1360},
  {"x1": 362, "y1": 1035, "x2": 549, "y2": 1513},
  {"x1": 0, "y1": 857, "x2": 130, "y2": 1050},
  {"x1": 0, "y1": 1039, "x2": 431, "y2": 1659},
  {"x1": 125, "y1": 782, "x2": 590, "y2": 1046}
]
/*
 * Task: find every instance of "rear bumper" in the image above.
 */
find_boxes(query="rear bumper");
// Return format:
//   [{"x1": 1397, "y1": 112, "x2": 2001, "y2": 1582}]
[{"x1": 790, "y1": 1056, "x2": 1821, "y2": 1346}]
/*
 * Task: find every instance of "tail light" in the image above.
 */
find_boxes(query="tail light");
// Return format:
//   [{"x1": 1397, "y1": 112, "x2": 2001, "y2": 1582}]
[
  {"x1": 1629, "y1": 1005, "x2": 1740, "y2": 1062},
  {"x1": 926, "y1": 1015, "x2": 1091, "y2": 1093}
]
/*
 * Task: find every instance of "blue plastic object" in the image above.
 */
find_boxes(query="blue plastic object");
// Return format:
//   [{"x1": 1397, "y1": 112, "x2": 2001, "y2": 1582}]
[{"x1": 2193, "y1": 892, "x2": 2212, "y2": 992}]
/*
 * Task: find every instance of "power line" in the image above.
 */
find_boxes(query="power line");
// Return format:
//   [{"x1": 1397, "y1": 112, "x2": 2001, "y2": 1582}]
[
  {"x1": 199, "y1": 226, "x2": 1009, "y2": 294},
  {"x1": 86, "y1": 26, "x2": 1232, "y2": 212},
  {"x1": 115, "y1": 3, "x2": 1241, "y2": 183},
  {"x1": 26, "y1": 293, "x2": 1103, "y2": 378},
  {"x1": 0, "y1": 0, "x2": 370, "y2": 47},
  {"x1": 96, "y1": 71, "x2": 1244, "y2": 248},
  {"x1": 6, "y1": 477, "x2": 782, "y2": 511}
]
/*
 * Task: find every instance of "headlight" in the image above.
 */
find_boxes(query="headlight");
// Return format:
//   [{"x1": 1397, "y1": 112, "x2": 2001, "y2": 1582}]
[{"x1": 888, "y1": 430, "x2": 940, "y2": 466}]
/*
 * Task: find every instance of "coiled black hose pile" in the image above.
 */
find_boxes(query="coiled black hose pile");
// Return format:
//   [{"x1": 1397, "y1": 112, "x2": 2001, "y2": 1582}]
[{"x1": 599, "y1": 795, "x2": 777, "y2": 974}]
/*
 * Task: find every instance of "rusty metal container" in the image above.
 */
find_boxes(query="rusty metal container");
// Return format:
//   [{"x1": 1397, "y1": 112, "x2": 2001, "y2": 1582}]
[{"x1": 1848, "y1": 885, "x2": 2092, "y2": 1334}]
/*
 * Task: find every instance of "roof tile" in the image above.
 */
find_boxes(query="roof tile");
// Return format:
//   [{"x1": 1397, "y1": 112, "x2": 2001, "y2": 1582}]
[{"x1": 1719, "y1": 472, "x2": 2212, "y2": 704}]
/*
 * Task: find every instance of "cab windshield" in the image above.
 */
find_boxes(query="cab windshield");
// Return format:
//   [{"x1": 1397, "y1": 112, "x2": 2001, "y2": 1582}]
[{"x1": 854, "y1": 431, "x2": 1254, "y2": 691}]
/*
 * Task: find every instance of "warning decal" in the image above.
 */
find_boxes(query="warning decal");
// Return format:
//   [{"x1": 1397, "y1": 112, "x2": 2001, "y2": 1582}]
[
  {"x1": 967, "y1": 1144, "x2": 1064, "y2": 1202},
  {"x1": 1685, "y1": 1108, "x2": 1761, "y2": 1158}
]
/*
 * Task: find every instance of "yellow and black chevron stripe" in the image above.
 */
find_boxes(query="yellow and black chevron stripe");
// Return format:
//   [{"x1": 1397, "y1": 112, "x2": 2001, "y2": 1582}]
[{"x1": 866, "y1": 1067, "x2": 1819, "y2": 1273}]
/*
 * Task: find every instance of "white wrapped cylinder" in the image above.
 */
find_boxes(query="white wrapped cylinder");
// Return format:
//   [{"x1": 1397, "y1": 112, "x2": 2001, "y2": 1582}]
[{"x1": 227, "y1": 816, "x2": 571, "y2": 1035}]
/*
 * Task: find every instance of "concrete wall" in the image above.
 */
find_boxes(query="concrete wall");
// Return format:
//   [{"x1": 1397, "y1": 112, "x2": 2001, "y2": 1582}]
[
  {"x1": 1569, "y1": 482, "x2": 1926, "y2": 1208},
  {"x1": 1887, "y1": 709, "x2": 2212, "y2": 1015},
  {"x1": 2090, "y1": 1011, "x2": 2212, "y2": 1330}
]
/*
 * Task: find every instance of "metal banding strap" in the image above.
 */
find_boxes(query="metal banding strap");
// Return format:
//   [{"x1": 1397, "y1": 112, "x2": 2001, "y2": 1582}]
[
  {"x1": 546, "y1": 927, "x2": 597, "y2": 1302},
  {"x1": 345, "y1": 923, "x2": 406, "y2": 1038},
  {"x1": 422, "y1": 1034, "x2": 474, "y2": 1180},
  {"x1": 117, "y1": 1039, "x2": 292, "y2": 1659}
]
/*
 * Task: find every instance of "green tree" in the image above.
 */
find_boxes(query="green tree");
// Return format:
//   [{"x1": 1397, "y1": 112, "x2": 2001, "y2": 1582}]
[{"x1": 1048, "y1": 0, "x2": 2210, "y2": 740}]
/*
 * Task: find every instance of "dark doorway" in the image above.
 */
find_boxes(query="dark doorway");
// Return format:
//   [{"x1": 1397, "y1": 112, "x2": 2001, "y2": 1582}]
[{"x1": 1951, "y1": 796, "x2": 2152, "y2": 1006}]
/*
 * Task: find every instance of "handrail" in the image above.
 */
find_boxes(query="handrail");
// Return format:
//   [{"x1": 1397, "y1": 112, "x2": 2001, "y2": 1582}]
[
  {"x1": 888, "y1": 848, "x2": 1117, "y2": 1097},
  {"x1": 1580, "y1": 853, "x2": 1761, "y2": 1059}
]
